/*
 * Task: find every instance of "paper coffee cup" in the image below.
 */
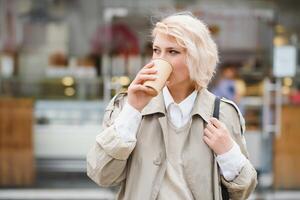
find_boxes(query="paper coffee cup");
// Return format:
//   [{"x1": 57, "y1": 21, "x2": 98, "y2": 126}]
[{"x1": 143, "y1": 59, "x2": 173, "y2": 96}]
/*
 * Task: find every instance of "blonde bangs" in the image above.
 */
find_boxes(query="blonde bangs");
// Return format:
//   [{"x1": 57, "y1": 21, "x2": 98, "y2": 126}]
[{"x1": 152, "y1": 22, "x2": 186, "y2": 49}]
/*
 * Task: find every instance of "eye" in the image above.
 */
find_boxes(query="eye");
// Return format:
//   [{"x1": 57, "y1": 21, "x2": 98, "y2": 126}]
[
  {"x1": 169, "y1": 50, "x2": 179, "y2": 55},
  {"x1": 153, "y1": 48, "x2": 160, "y2": 54}
]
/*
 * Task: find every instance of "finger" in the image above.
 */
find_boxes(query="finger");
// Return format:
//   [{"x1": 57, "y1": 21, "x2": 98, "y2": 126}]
[
  {"x1": 143, "y1": 62, "x2": 154, "y2": 69},
  {"x1": 132, "y1": 74, "x2": 157, "y2": 84},
  {"x1": 140, "y1": 68, "x2": 158, "y2": 75},
  {"x1": 204, "y1": 128, "x2": 214, "y2": 139},
  {"x1": 130, "y1": 84, "x2": 155, "y2": 94},
  {"x1": 206, "y1": 123, "x2": 218, "y2": 133},
  {"x1": 209, "y1": 117, "x2": 222, "y2": 129},
  {"x1": 135, "y1": 74, "x2": 158, "y2": 84},
  {"x1": 203, "y1": 136, "x2": 213, "y2": 146}
]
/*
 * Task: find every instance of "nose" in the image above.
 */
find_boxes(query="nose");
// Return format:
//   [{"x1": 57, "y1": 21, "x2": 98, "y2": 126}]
[{"x1": 158, "y1": 55, "x2": 166, "y2": 60}]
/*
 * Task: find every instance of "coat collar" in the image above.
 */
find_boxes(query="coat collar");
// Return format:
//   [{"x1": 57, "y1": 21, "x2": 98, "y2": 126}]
[
  {"x1": 191, "y1": 88, "x2": 216, "y2": 123},
  {"x1": 141, "y1": 92, "x2": 166, "y2": 116},
  {"x1": 141, "y1": 88, "x2": 216, "y2": 123}
]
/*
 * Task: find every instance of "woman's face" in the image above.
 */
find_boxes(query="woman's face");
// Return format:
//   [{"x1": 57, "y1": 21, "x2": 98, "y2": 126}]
[{"x1": 152, "y1": 33, "x2": 191, "y2": 88}]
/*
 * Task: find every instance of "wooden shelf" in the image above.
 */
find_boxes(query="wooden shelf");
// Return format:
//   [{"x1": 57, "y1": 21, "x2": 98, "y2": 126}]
[{"x1": 0, "y1": 98, "x2": 35, "y2": 186}]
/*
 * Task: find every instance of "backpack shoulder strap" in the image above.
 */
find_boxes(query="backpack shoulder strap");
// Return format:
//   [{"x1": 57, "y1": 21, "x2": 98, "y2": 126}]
[
  {"x1": 213, "y1": 97, "x2": 221, "y2": 119},
  {"x1": 213, "y1": 96, "x2": 230, "y2": 200}
]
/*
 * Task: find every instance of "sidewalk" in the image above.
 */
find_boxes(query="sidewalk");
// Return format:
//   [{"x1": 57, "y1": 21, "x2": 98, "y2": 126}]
[
  {"x1": 0, "y1": 188, "x2": 115, "y2": 200},
  {"x1": 1, "y1": 189, "x2": 300, "y2": 200}
]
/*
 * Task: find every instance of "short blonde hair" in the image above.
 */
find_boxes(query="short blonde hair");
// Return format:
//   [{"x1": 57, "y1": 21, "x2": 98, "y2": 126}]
[{"x1": 152, "y1": 12, "x2": 219, "y2": 89}]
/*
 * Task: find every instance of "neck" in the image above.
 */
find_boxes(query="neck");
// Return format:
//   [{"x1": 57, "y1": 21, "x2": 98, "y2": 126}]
[{"x1": 167, "y1": 82, "x2": 196, "y2": 103}]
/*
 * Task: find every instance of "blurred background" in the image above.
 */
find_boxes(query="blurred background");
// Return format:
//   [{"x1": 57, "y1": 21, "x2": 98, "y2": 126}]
[{"x1": 0, "y1": 0, "x2": 299, "y2": 199}]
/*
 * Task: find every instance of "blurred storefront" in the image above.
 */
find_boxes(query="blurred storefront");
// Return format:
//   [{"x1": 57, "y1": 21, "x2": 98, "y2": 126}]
[{"x1": 0, "y1": 0, "x2": 300, "y2": 195}]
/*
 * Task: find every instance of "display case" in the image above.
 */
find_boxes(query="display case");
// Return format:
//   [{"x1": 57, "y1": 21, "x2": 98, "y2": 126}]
[{"x1": 34, "y1": 100, "x2": 107, "y2": 172}]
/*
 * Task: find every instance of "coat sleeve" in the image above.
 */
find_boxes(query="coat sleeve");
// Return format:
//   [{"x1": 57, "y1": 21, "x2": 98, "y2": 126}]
[
  {"x1": 220, "y1": 99, "x2": 258, "y2": 200},
  {"x1": 86, "y1": 93, "x2": 136, "y2": 187}
]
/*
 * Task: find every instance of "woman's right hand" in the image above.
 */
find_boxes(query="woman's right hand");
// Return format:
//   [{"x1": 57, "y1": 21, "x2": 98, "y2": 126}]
[{"x1": 127, "y1": 62, "x2": 158, "y2": 112}]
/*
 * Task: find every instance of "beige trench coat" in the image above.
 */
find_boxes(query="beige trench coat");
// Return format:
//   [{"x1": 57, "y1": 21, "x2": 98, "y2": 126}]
[{"x1": 87, "y1": 88, "x2": 257, "y2": 200}]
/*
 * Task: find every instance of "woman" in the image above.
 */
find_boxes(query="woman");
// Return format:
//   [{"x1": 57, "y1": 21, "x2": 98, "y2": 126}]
[{"x1": 87, "y1": 12, "x2": 257, "y2": 200}]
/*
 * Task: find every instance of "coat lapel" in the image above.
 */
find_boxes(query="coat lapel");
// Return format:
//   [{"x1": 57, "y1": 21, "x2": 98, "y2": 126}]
[
  {"x1": 191, "y1": 88, "x2": 216, "y2": 122},
  {"x1": 141, "y1": 92, "x2": 169, "y2": 155},
  {"x1": 158, "y1": 116, "x2": 169, "y2": 154}
]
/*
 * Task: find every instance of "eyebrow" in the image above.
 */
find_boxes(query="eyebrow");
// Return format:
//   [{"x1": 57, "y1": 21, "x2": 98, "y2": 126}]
[{"x1": 152, "y1": 45, "x2": 180, "y2": 50}]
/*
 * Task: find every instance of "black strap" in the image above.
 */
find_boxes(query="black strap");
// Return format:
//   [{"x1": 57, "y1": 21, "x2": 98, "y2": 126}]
[
  {"x1": 213, "y1": 97, "x2": 230, "y2": 200},
  {"x1": 213, "y1": 97, "x2": 221, "y2": 119}
]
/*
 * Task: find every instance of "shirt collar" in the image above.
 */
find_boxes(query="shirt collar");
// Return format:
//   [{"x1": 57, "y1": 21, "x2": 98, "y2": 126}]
[
  {"x1": 162, "y1": 86, "x2": 197, "y2": 118},
  {"x1": 162, "y1": 86, "x2": 174, "y2": 109}
]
